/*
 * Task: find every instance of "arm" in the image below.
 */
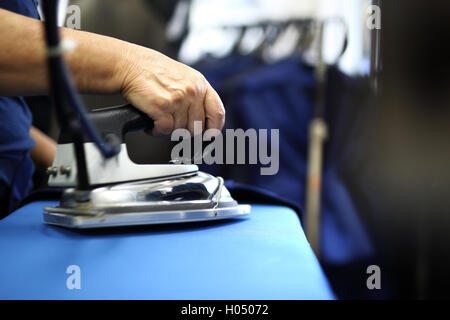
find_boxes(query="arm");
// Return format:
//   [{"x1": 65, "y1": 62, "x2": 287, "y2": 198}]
[
  {"x1": 0, "y1": 8, "x2": 224, "y2": 135},
  {"x1": 29, "y1": 126, "x2": 57, "y2": 168}
]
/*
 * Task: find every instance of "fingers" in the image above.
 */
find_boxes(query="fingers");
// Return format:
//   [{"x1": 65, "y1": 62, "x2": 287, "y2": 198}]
[
  {"x1": 173, "y1": 102, "x2": 189, "y2": 131},
  {"x1": 152, "y1": 84, "x2": 224, "y2": 136},
  {"x1": 188, "y1": 97, "x2": 205, "y2": 135},
  {"x1": 204, "y1": 86, "x2": 225, "y2": 131},
  {"x1": 152, "y1": 114, "x2": 174, "y2": 136}
]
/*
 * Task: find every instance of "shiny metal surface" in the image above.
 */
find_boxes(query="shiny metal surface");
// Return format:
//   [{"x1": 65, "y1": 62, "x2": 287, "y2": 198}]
[
  {"x1": 44, "y1": 171, "x2": 250, "y2": 228},
  {"x1": 48, "y1": 143, "x2": 199, "y2": 187}
]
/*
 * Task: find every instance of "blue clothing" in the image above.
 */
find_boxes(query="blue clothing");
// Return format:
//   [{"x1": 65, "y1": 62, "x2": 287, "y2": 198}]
[
  {"x1": 196, "y1": 55, "x2": 374, "y2": 265},
  {"x1": 0, "y1": 0, "x2": 40, "y2": 216},
  {"x1": 0, "y1": 0, "x2": 40, "y2": 18},
  {"x1": 196, "y1": 55, "x2": 383, "y2": 298}
]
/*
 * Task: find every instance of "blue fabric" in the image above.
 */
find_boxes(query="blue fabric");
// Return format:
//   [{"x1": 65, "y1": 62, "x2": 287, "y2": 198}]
[
  {"x1": 0, "y1": 1, "x2": 40, "y2": 215},
  {"x1": 0, "y1": 201, "x2": 334, "y2": 299},
  {"x1": 196, "y1": 55, "x2": 374, "y2": 266},
  {"x1": 225, "y1": 179, "x2": 303, "y2": 219},
  {"x1": 0, "y1": 0, "x2": 39, "y2": 18}
]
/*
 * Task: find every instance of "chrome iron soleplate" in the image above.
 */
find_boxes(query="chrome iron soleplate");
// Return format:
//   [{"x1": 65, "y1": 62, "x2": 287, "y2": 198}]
[
  {"x1": 43, "y1": 205, "x2": 251, "y2": 229},
  {"x1": 43, "y1": 172, "x2": 250, "y2": 229}
]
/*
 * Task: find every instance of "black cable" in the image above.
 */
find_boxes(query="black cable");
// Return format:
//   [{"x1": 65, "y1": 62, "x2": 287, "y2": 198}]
[
  {"x1": 42, "y1": 0, "x2": 121, "y2": 158},
  {"x1": 41, "y1": 0, "x2": 121, "y2": 189}
]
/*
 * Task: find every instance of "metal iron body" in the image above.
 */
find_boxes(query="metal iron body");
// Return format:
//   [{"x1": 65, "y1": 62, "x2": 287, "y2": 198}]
[
  {"x1": 44, "y1": 110, "x2": 251, "y2": 229},
  {"x1": 44, "y1": 170, "x2": 250, "y2": 229}
]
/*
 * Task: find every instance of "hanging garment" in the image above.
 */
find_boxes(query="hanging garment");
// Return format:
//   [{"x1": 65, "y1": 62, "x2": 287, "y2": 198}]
[{"x1": 196, "y1": 55, "x2": 375, "y2": 265}]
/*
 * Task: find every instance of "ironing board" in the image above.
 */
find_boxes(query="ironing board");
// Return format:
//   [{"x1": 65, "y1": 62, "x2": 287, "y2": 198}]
[{"x1": 0, "y1": 201, "x2": 334, "y2": 300}]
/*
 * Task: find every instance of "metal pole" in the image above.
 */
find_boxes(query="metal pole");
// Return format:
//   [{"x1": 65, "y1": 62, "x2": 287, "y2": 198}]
[{"x1": 305, "y1": 22, "x2": 328, "y2": 258}]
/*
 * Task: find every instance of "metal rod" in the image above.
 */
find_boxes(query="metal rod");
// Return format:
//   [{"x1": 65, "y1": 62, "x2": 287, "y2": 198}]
[
  {"x1": 305, "y1": 22, "x2": 328, "y2": 258},
  {"x1": 305, "y1": 118, "x2": 328, "y2": 257}
]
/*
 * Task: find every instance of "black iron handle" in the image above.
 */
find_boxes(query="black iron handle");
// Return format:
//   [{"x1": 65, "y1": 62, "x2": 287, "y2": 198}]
[{"x1": 58, "y1": 104, "x2": 153, "y2": 144}]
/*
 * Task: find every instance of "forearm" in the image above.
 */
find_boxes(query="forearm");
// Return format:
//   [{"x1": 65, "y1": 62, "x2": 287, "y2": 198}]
[
  {"x1": 0, "y1": 8, "x2": 138, "y2": 96},
  {"x1": 29, "y1": 126, "x2": 57, "y2": 168}
]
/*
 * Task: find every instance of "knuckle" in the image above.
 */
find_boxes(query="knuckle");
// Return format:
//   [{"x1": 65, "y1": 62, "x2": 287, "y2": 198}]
[
  {"x1": 170, "y1": 90, "x2": 185, "y2": 104},
  {"x1": 214, "y1": 107, "x2": 225, "y2": 120},
  {"x1": 190, "y1": 73, "x2": 208, "y2": 97},
  {"x1": 157, "y1": 97, "x2": 172, "y2": 111},
  {"x1": 185, "y1": 84, "x2": 199, "y2": 98}
]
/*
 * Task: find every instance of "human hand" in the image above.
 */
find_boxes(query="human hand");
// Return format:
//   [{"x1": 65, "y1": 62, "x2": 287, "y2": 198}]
[{"x1": 116, "y1": 44, "x2": 225, "y2": 136}]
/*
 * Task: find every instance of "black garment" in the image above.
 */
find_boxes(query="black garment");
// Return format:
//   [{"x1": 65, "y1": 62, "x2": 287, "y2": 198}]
[{"x1": 0, "y1": 181, "x2": 9, "y2": 219}]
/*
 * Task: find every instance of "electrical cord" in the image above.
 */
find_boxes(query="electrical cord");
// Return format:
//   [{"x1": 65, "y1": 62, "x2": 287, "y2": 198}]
[{"x1": 41, "y1": 0, "x2": 121, "y2": 160}]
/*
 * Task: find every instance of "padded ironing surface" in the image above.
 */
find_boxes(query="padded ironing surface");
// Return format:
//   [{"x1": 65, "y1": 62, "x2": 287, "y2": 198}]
[{"x1": 0, "y1": 201, "x2": 334, "y2": 299}]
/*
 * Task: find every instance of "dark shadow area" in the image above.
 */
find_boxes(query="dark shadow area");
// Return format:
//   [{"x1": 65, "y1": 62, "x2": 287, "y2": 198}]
[{"x1": 357, "y1": 1, "x2": 450, "y2": 299}]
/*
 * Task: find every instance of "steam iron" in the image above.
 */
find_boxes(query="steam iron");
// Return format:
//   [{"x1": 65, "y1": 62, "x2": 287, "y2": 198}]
[{"x1": 43, "y1": 104, "x2": 250, "y2": 229}]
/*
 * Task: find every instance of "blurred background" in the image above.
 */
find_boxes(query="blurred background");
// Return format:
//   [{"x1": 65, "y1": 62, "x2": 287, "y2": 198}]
[{"x1": 32, "y1": 0, "x2": 450, "y2": 299}]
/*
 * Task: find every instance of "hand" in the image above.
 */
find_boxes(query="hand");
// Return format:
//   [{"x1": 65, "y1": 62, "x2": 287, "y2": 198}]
[{"x1": 117, "y1": 44, "x2": 225, "y2": 136}]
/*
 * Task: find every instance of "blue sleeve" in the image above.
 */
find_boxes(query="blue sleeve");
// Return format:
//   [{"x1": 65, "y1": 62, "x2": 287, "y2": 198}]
[{"x1": 0, "y1": 0, "x2": 40, "y2": 19}]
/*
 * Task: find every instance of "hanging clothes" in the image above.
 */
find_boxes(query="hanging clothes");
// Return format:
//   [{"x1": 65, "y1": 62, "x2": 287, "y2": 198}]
[{"x1": 195, "y1": 54, "x2": 375, "y2": 266}]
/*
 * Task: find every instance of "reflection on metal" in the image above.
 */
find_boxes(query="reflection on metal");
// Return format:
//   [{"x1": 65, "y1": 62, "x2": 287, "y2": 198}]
[{"x1": 44, "y1": 172, "x2": 250, "y2": 228}]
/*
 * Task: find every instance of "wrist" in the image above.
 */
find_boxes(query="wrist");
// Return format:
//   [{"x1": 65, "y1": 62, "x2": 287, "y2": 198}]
[
  {"x1": 115, "y1": 43, "x2": 163, "y2": 100},
  {"x1": 62, "y1": 28, "x2": 133, "y2": 95},
  {"x1": 115, "y1": 42, "x2": 142, "y2": 97}
]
